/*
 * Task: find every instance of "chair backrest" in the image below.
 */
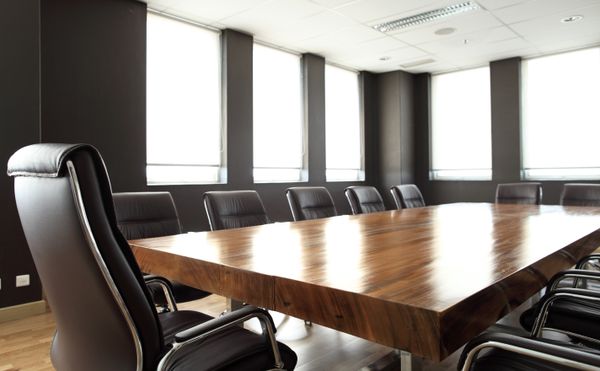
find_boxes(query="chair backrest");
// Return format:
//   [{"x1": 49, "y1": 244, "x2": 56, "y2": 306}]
[
  {"x1": 344, "y1": 186, "x2": 385, "y2": 215},
  {"x1": 113, "y1": 192, "x2": 182, "y2": 239},
  {"x1": 8, "y1": 144, "x2": 163, "y2": 371},
  {"x1": 560, "y1": 183, "x2": 600, "y2": 207},
  {"x1": 203, "y1": 190, "x2": 270, "y2": 231},
  {"x1": 495, "y1": 182, "x2": 542, "y2": 205},
  {"x1": 286, "y1": 186, "x2": 337, "y2": 221},
  {"x1": 390, "y1": 184, "x2": 425, "y2": 209}
]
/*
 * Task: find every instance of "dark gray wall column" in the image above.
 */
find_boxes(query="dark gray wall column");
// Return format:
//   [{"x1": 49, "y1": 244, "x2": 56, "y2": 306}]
[
  {"x1": 376, "y1": 70, "x2": 415, "y2": 208},
  {"x1": 222, "y1": 30, "x2": 254, "y2": 186},
  {"x1": 362, "y1": 72, "x2": 379, "y2": 185},
  {"x1": 491, "y1": 57, "x2": 521, "y2": 182},
  {"x1": 304, "y1": 54, "x2": 326, "y2": 184},
  {"x1": 0, "y1": 0, "x2": 42, "y2": 307}
]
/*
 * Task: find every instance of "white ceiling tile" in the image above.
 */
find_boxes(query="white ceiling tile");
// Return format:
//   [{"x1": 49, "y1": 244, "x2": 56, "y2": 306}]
[
  {"x1": 337, "y1": 45, "x2": 429, "y2": 67},
  {"x1": 492, "y1": 0, "x2": 600, "y2": 24},
  {"x1": 534, "y1": 35, "x2": 600, "y2": 55},
  {"x1": 147, "y1": 0, "x2": 600, "y2": 73},
  {"x1": 277, "y1": 10, "x2": 359, "y2": 42},
  {"x1": 333, "y1": 0, "x2": 441, "y2": 23},
  {"x1": 388, "y1": 10, "x2": 504, "y2": 46},
  {"x1": 218, "y1": 0, "x2": 325, "y2": 37},
  {"x1": 164, "y1": 0, "x2": 271, "y2": 22},
  {"x1": 509, "y1": 3, "x2": 600, "y2": 45},
  {"x1": 309, "y1": 0, "x2": 359, "y2": 9},
  {"x1": 146, "y1": 0, "x2": 176, "y2": 12},
  {"x1": 292, "y1": 24, "x2": 383, "y2": 54},
  {"x1": 417, "y1": 26, "x2": 521, "y2": 54},
  {"x1": 477, "y1": 0, "x2": 529, "y2": 11}
]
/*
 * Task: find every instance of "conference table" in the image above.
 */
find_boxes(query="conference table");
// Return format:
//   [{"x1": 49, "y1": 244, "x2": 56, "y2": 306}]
[{"x1": 130, "y1": 203, "x2": 600, "y2": 368}]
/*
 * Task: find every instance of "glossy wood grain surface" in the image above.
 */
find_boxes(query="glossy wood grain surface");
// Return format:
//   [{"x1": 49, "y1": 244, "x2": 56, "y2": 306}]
[{"x1": 130, "y1": 203, "x2": 600, "y2": 361}]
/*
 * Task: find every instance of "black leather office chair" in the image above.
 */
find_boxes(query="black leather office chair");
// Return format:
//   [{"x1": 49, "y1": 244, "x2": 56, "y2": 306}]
[
  {"x1": 462, "y1": 269, "x2": 600, "y2": 370},
  {"x1": 390, "y1": 184, "x2": 425, "y2": 209},
  {"x1": 560, "y1": 184, "x2": 600, "y2": 206},
  {"x1": 344, "y1": 186, "x2": 385, "y2": 215},
  {"x1": 458, "y1": 330, "x2": 600, "y2": 370},
  {"x1": 7, "y1": 143, "x2": 297, "y2": 371},
  {"x1": 203, "y1": 190, "x2": 270, "y2": 231},
  {"x1": 286, "y1": 186, "x2": 337, "y2": 221},
  {"x1": 495, "y1": 182, "x2": 542, "y2": 205},
  {"x1": 113, "y1": 192, "x2": 210, "y2": 305},
  {"x1": 520, "y1": 266, "x2": 600, "y2": 341}
]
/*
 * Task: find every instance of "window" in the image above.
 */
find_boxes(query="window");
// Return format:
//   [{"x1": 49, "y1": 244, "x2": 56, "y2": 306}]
[
  {"x1": 253, "y1": 43, "x2": 305, "y2": 183},
  {"x1": 325, "y1": 64, "x2": 364, "y2": 181},
  {"x1": 146, "y1": 13, "x2": 223, "y2": 185},
  {"x1": 430, "y1": 67, "x2": 492, "y2": 180},
  {"x1": 522, "y1": 47, "x2": 600, "y2": 180}
]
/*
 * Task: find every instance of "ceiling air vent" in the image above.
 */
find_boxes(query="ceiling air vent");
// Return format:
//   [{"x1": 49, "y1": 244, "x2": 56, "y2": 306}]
[
  {"x1": 373, "y1": 1, "x2": 480, "y2": 33},
  {"x1": 401, "y1": 59, "x2": 436, "y2": 69}
]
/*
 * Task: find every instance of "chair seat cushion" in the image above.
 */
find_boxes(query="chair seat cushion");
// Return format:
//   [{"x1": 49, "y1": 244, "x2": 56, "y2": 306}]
[
  {"x1": 159, "y1": 310, "x2": 298, "y2": 371},
  {"x1": 169, "y1": 326, "x2": 297, "y2": 371},
  {"x1": 159, "y1": 310, "x2": 214, "y2": 345}
]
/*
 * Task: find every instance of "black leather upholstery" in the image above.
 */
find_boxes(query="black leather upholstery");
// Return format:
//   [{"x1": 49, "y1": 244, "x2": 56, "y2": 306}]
[
  {"x1": 286, "y1": 186, "x2": 337, "y2": 221},
  {"x1": 560, "y1": 183, "x2": 600, "y2": 206},
  {"x1": 113, "y1": 192, "x2": 182, "y2": 239},
  {"x1": 113, "y1": 192, "x2": 210, "y2": 304},
  {"x1": 459, "y1": 331, "x2": 600, "y2": 371},
  {"x1": 390, "y1": 184, "x2": 425, "y2": 209},
  {"x1": 344, "y1": 186, "x2": 385, "y2": 215},
  {"x1": 495, "y1": 183, "x2": 542, "y2": 205},
  {"x1": 8, "y1": 143, "x2": 297, "y2": 371},
  {"x1": 203, "y1": 190, "x2": 270, "y2": 231},
  {"x1": 520, "y1": 296, "x2": 600, "y2": 341}
]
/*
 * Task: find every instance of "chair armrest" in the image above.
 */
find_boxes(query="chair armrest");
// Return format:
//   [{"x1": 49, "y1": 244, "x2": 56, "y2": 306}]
[
  {"x1": 577, "y1": 254, "x2": 600, "y2": 269},
  {"x1": 174, "y1": 305, "x2": 276, "y2": 342},
  {"x1": 459, "y1": 331, "x2": 600, "y2": 371},
  {"x1": 158, "y1": 305, "x2": 284, "y2": 371},
  {"x1": 143, "y1": 274, "x2": 177, "y2": 312},
  {"x1": 548, "y1": 269, "x2": 600, "y2": 291}
]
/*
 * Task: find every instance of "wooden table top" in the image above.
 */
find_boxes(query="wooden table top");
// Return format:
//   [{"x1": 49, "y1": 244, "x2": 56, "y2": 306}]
[{"x1": 130, "y1": 203, "x2": 600, "y2": 361}]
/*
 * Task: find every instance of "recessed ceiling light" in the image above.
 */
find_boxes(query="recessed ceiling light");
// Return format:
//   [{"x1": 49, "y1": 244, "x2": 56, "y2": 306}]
[
  {"x1": 434, "y1": 27, "x2": 456, "y2": 35},
  {"x1": 373, "y1": 1, "x2": 479, "y2": 33},
  {"x1": 561, "y1": 15, "x2": 583, "y2": 23},
  {"x1": 379, "y1": 56, "x2": 391, "y2": 61}
]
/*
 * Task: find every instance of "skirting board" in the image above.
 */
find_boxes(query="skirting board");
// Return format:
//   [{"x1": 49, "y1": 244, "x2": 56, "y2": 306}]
[{"x1": 0, "y1": 300, "x2": 47, "y2": 323}]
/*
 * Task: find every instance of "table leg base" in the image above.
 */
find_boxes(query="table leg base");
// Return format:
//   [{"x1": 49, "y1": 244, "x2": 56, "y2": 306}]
[{"x1": 361, "y1": 349, "x2": 416, "y2": 371}]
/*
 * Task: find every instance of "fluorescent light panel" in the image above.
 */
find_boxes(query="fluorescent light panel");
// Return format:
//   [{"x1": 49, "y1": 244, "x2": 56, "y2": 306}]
[{"x1": 373, "y1": 1, "x2": 480, "y2": 33}]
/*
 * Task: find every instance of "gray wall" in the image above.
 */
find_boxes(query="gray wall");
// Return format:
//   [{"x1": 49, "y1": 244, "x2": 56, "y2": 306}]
[
  {"x1": 0, "y1": 0, "x2": 379, "y2": 308},
  {"x1": 0, "y1": 0, "x2": 42, "y2": 307}
]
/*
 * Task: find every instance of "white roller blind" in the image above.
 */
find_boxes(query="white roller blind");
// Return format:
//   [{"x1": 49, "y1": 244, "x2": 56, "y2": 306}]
[
  {"x1": 253, "y1": 43, "x2": 305, "y2": 183},
  {"x1": 431, "y1": 67, "x2": 492, "y2": 180},
  {"x1": 522, "y1": 47, "x2": 600, "y2": 180},
  {"x1": 325, "y1": 64, "x2": 364, "y2": 181},
  {"x1": 146, "y1": 13, "x2": 223, "y2": 185}
]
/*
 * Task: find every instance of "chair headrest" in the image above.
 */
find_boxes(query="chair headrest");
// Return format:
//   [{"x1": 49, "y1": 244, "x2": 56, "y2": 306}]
[{"x1": 7, "y1": 143, "x2": 92, "y2": 177}]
